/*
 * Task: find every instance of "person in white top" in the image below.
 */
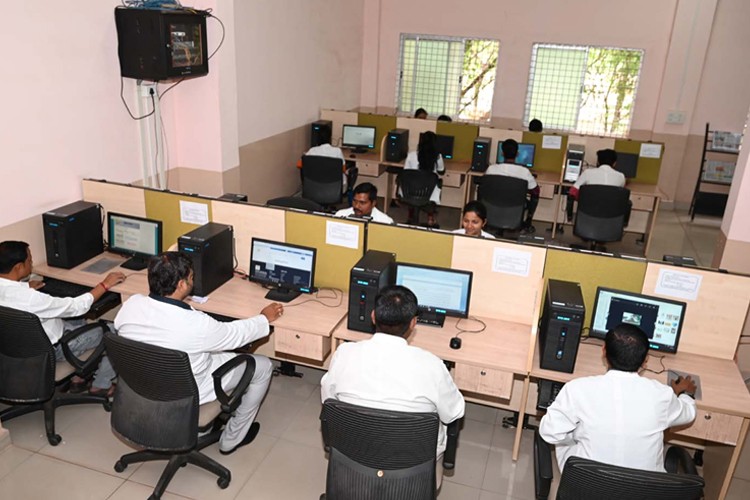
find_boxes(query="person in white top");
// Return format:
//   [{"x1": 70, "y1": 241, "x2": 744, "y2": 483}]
[
  {"x1": 539, "y1": 324, "x2": 697, "y2": 473},
  {"x1": 300, "y1": 126, "x2": 350, "y2": 192},
  {"x1": 403, "y1": 131, "x2": 445, "y2": 226},
  {"x1": 569, "y1": 148, "x2": 626, "y2": 200},
  {"x1": 484, "y1": 139, "x2": 540, "y2": 232},
  {"x1": 452, "y1": 201, "x2": 495, "y2": 239},
  {"x1": 321, "y1": 285, "x2": 465, "y2": 487},
  {"x1": 115, "y1": 252, "x2": 283, "y2": 455},
  {"x1": 334, "y1": 182, "x2": 394, "y2": 224},
  {"x1": 0, "y1": 241, "x2": 124, "y2": 395}
]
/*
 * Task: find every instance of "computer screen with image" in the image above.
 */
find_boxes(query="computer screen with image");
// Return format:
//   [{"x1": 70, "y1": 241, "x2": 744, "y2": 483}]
[
  {"x1": 107, "y1": 212, "x2": 162, "y2": 271},
  {"x1": 342, "y1": 125, "x2": 376, "y2": 152},
  {"x1": 497, "y1": 142, "x2": 536, "y2": 168},
  {"x1": 395, "y1": 263, "x2": 473, "y2": 326},
  {"x1": 590, "y1": 287, "x2": 687, "y2": 353},
  {"x1": 249, "y1": 238, "x2": 317, "y2": 302}
]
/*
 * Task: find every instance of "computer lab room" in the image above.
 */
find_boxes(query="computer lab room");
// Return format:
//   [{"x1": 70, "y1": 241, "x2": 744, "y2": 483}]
[{"x1": 1, "y1": 0, "x2": 750, "y2": 499}]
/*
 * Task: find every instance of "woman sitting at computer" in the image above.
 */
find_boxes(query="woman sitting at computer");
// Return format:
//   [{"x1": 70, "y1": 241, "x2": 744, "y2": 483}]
[
  {"x1": 403, "y1": 131, "x2": 445, "y2": 227},
  {"x1": 453, "y1": 201, "x2": 495, "y2": 239}
]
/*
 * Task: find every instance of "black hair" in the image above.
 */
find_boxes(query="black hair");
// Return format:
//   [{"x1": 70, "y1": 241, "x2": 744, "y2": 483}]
[
  {"x1": 0, "y1": 241, "x2": 29, "y2": 274},
  {"x1": 501, "y1": 139, "x2": 519, "y2": 160},
  {"x1": 462, "y1": 201, "x2": 488, "y2": 222},
  {"x1": 318, "y1": 125, "x2": 332, "y2": 145},
  {"x1": 437, "y1": 115, "x2": 452, "y2": 122},
  {"x1": 418, "y1": 131, "x2": 440, "y2": 172},
  {"x1": 148, "y1": 251, "x2": 193, "y2": 297},
  {"x1": 597, "y1": 148, "x2": 618, "y2": 167},
  {"x1": 414, "y1": 108, "x2": 428, "y2": 119},
  {"x1": 605, "y1": 324, "x2": 650, "y2": 372},
  {"x1": 529, "y1": 118, "x2": 543, "y2": 132},
  {"x1": 353, "y1": 182, "x2": 378, "y2": 201},
  {"x1": 374, "y1": 285, "x2": 419, "y2": 336}
]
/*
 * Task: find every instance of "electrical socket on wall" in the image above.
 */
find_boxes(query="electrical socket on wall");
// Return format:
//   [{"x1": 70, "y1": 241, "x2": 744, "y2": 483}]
[
  {"x1": 138, "y1": 82, "x2": 157, "y2": 98},
  {"x1": 666, "y1": 111, "x2": 686, "y2": 124}
]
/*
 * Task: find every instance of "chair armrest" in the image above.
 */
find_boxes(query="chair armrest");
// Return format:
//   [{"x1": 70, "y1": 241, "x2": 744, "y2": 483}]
[
  {"x1": 59, "y1": 320, "x2": 107, "y2": 376},
  {"x1": 665, "y1": 445, "x2": 699, "y2": 475},
  {"x1": 211, "y1": 354, "x2": 256, "y2": 413},
  {"x1": 442, "y1": 418, "x2": 461, "y2": 470},
  {"x1": 533, "y1": 430, "x2": 553, "y2": 500}
]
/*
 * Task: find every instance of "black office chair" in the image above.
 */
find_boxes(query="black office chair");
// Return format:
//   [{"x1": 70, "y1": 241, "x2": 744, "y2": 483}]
[
  {"x1": 477, "y1": 175, "x2": 528, "y2": 236},
  {"x1": 301, "y1": 155, "x2": 346, "y2": 207},
  {"x1": 0, "y1": 305, "x2": 111, "y2": 445},
  {"x1": 104, "y1": 332, "x2": 256, "y2": 500},
  {"x1": 266, "y1": 196, "x2": 324, "y2": 212},
  {"x1": 533, "y1": 430, "x2": 704, "y2": 500},
  {"x1": 396, "y1": 170, "x2": 438, "y2": 226},
  {"x1": 319, "y1": 399, "x2": 459, "y2": 500},
  {"x1": 573, "y1": 185, "x2": 631, "y2": 250}
]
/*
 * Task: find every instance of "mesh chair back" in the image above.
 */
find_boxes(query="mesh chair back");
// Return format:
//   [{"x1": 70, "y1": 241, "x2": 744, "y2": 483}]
[
  {"x1": 0, "y1": 305, "x2": 56, "y2": 403},
  {"x1": 320, "y1": 399, "x2": 439, "y2": 500},
  {"x1": 302, "y1": 156, "x2": 344, "y2": 206},
  {"x1": 557, "y1": 456, "x2": 704, "y2": 500},
  {"x1": 478, "y1": 175, "x2": 528, "y2": 230},
  {"x1": 397, "y1": 170, "x2": 438, "y2": 209},
  {"x1": 104, "y1": 332, "x2": 200, "y2": 452},
  {"x1": 574, "y1": 185, "x2": 631, "y2": 243},
  {"x1": 266, "y1": 196, "x2": 324, "y2": 212}
]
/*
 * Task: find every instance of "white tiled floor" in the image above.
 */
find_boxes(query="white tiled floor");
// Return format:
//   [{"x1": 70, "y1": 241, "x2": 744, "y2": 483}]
[{"x1": 1, "y1": 208, "x2": 743, "y2": 499}]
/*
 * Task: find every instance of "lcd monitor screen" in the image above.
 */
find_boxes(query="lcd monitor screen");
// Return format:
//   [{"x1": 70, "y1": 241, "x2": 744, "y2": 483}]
[
  {"x1": 108, "y1": 213, "x2": 162, "y2": 258},
  {"x1": 342, "y1": 125, "x2": 376, "y2": 150},
  {"x1": 249, "y1": 238, "x2": 316, "y2": 297},
  {"x1": 395, "y1": 263, "x2": 473, "y2": 318},
  {"x1": 497, "y1": 142, "x2": 536, "y2": 168}
]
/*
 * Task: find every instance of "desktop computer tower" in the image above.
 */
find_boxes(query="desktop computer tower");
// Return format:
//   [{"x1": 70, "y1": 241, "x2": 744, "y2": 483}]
[
  {"x1": 348, "y1": 250, "x2": 395, "y2": 333},
  {"x1": 178, "y1": 223, "x2": 234, "y2": 297},
  {"x1": 538, "y1": 279, "x2": 585, "y2": 373},
  {"x1": 384, "y1": 129, "x2": 409, "y2": 162},
  {"x1": 471, "y1": 137, "x2": 492, "y2": 172},
  {"x1": 311, "y1": 120, "x2": 332, "y2": 148},
  {"x1": 43, "y1": 201, "x2": 104, "y2": 269}
]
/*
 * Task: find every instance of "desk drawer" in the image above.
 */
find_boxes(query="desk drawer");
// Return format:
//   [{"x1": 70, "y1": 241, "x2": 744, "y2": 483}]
[
  {"x1": 357, "y1": 160, "x2": 385, "y2": 177},
  {"x1": 442, "y1": 172, "x2": 463, "y2": 188},
  {"x1": 672, "y1": 409, "x2": 743, "y2": 445},
  {"x1": 453, "y1": 363, "x2": 513, "y2": 400},
  {"x1": 275, "y1": 329, "x2": 331, "y2": 361},
  {"x1": 630, "y1": 194, "x2": 655, "y2": 211},
  {"x1": 539, "y1": 183, "x2": 555, "y2": 199}
]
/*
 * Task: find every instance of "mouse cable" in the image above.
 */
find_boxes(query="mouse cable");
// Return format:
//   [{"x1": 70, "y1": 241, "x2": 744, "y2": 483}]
[
  {"x1": 641, "y1": 352, "x2": 666, "y2": 375},
  {"x1": 279, "y1": 288, "x2": 344, "y2": 309},
  {"x1": 454, "y1": 316, "x2": 486, "y2": 338}
]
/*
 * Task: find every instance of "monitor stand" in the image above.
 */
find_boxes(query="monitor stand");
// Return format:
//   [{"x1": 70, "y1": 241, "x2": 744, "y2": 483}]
[
  {"x1": 352, "y1": 147, "x2": 368, "y2": 154},
  {"x1": 121, "y1": 255, "x2": 149, "y2": 271},
  {"x1": 264, "y1": 287, "x2": 301, "y2": 303}
]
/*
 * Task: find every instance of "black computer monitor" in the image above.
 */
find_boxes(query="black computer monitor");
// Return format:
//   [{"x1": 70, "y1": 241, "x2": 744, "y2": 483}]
[
  {"x1": 434, "y1": 134, "x2": 455, "y2": 160},
  {"x1": 589, "y1": 287, "x2": 687, "y2": 354},
  {"x1": 395, "y1": 262, "x2": 473, "y2": 326},
  {"x1": 497, "y1": 141, "x2": 536, "y2": 168},
  {"x1": 342, "y1": 125, "x2": 376, "y2": 153},
  {"x1": 615, "y1": 152, "x2": 638, "y2": 178},
  {"x1": 249, "y1": 238, "x2": 317, "y2": 302},
  {"x1": 107, "y1": 212, "x2": 163, "y2": 271}
]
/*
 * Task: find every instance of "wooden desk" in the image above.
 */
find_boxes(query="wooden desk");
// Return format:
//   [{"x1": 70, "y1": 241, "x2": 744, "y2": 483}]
[{"x1": 530, "y1": 342, "x2": 750, "y2": 499}]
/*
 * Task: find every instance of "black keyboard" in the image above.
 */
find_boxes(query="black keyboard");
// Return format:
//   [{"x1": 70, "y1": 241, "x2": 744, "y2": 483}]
[
  {"x1": 40, "y1": 277, "x2": 120, "y2": 317},
  {"x1": 416, "y1": 310, "x2": 446, "y2": 327}
]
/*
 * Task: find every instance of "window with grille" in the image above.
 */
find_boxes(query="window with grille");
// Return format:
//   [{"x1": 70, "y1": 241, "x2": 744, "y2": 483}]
[
  {"x1": 397, "y1": 35, "x2": 499, "y2": 122},
  {"x1": 524, "y1": 43, "x2": 644, "y2": 137}
]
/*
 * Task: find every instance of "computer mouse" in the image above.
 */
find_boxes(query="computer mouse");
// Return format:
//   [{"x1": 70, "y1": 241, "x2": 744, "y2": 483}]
[{"x1": 449, "y1": 337, "x2": 462, "y2": 350}]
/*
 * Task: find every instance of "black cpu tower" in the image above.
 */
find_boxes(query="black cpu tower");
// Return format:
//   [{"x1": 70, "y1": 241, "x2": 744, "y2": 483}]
[
  {"x1": 385, "y1": 129, "x2": 409, "y2": 162},
  {"x1": 311, "y1": 120, "x2": 332, "y2": 148},
  {"x1": 538, "y1": 279, "x2": 585, "y2": 373},
  {"x1": 348, "y1": 251, "x2": 396, "y2": 333},
  {"x1": 43, "y1": 201, "x2": 104, "y2": 269},
  {"x1": 178, "y1": 223, "x2": 234, "y2": 297},
  {"x1": 471, "y1": 137, "x2": 492, "y2": 172}
]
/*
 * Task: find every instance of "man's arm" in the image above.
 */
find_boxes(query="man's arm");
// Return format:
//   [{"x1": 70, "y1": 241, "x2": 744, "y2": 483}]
[
  {"x1": 436, "y1": 364, "x2": 465, "y2": 424},
  {"x1": 666, "y1": 377, "x2": 697, "y2": 427},
  {"x1": 538, "y1": 386, "x2": 578, "y2": 446},
  {"x1": 197, "y1": 303, "x2": 282, "y2": 352}
]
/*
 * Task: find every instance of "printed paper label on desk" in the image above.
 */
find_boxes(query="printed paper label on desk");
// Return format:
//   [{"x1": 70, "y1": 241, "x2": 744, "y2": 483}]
[
  {"x1": 639, "y1": 143, "x2": 662, "y2": 159},
  {"x1": 655, "y1": 268, "x2": 702, "y2": 301},
  {"x1": 542, "y1": 135, "x2": 562, "y2": 150},
  {"x1": 326, "y1": 220, "x2": 359, "y2": 249},
  {"x1": 492, "y1": 248, "x2": 531, "y2": 277},
  {"x1": 179, "y1": 200, "x2": 209, "y2": 225}
]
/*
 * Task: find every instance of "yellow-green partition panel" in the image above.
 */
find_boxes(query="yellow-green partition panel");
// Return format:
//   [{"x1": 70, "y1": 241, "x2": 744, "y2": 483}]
[
  {"x1": 358, "y1": 113, "x2": 397, "y2": 153},
  {"x1": 522, "y1": 132, "x2": 567, "y2": 174},
  {"x1": 367, "y1": 224, "x2": 453, "y2": 268},
  {"x1": 614, "y1": 139, "x2": 663, "y2": 185},
  {"x1": 285, "y1": 212, "x2": 365, "y2": 290},
  {"x1": 543, "y1": 249, "x2": 647, "y2": 327},
  {"x1": 436, "y1": 122, "x2": 479, "y2": 162},
  {"x1": 144, "y1": 190, "x2": 213, "y2": 249}
]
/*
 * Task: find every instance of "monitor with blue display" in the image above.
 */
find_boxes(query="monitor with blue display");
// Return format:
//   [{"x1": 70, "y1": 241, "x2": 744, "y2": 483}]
[
  {"x1": 496, "y1": 141, "x2": 536, "y2": 168},
  {"x1": 249, "y1": 238, "x2": 317, "y2": 302}
]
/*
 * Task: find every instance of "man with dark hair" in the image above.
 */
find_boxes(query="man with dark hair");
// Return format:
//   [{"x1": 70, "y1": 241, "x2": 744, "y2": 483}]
[
  {"x1": 539, "y1": 324, "x2": 696, "y2": 473},
  {"x1": 334, "y1": 182, "x2": 394, "y2": 223},
  {"x1": 115, "y1": 252, "x2": 283, "y2": 455},
  {"x1": 485, "y1": 139, "x2": 540, "y2": 232},
  {"x1": 0, "y1": 240, "x2": 124, "y2": 395},
  {"x1": 321, "y1": 286, "x2": 464, "y2": 484},
  {"x1": 414, "y1": 107, "x2": 428, "y2": 119},
  {"x1": 436, "y1": 114, "x2": 452, "y2": 122},
  {"x1": 569, "y1": 148, "x2": 625, "y2": 200},
  {"x1": 528, "y1": 118, "x2": 543, "y2": 133}
]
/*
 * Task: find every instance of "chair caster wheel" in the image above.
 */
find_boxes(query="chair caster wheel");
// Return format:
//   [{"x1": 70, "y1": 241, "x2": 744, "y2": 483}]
[
  {"x1": 217, "y1": 476, "x2": 231, "y2": 489},
  {"x1": 114, "y1": 460, "x2": 127, "y2": 473},
  {"x1": 103, "y1": 400, "x2": 112, "y2": 412},
  {"x1": 47, "y1": 434, "x2": 62, "y2": 446}
]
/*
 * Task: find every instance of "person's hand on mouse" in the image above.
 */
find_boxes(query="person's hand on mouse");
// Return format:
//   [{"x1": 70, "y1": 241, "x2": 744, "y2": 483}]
[{"x1": 670, "y1": 375, "x2": 696, "y2": 396}]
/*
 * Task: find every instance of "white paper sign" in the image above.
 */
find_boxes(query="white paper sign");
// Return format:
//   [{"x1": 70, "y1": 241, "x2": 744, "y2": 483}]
[
  {"x1": 639, "y1": 143, "x2": 662, "y2": 159},
  {"x1": 179, "y1": 200, "x2": 209, "y2": 225},
  {"x1": 326, "y1": 220, "x2": 359, "y2": 249},
  {"x1": 655, "y1": 268, "x2": 702, "y2": 301},
  {"x1": 542, "y1": 135, "x2": 562, "y2": 150},
  {"x1": 492, "y1": 247, "x2": 532, "y2": 277}
]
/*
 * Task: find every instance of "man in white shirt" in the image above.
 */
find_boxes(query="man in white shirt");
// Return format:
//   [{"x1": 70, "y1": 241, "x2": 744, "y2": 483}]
[
  {"x1": 334, "y1": 183, "x2": 394, "y2": 224},
  {"x1": 569, "y1": 148, "x2": 626, "y2": 199},
  {"x1": 299, "y1": 126, "x2": 352, "y2": 194},
  {"x1": 539, "y1": 323, "x2": 697, "y2": 473},
  {"x1": 485, "y1": 139, "x2": 540, "y2": 232},
  {"x1": 321, "y1": 285, "x2": 465, "y2": 486},
  {"x1": 0, "y1": 240, "x2": 124, "y2": 395},
  {"x1": 115, "y1": 252, "x2": 283, "y2": 455}
]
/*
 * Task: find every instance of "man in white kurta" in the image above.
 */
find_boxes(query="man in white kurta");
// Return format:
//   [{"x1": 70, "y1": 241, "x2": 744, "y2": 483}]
[
  {"x1": 485, "y1": 139, "x2": 540, "y2": 231},
  {"x1": 569, "y1": 148, "x2": 626, "y2": 200},
  {"x1": 334, "y1": 182, "x2": 394, "y2": 224},
  {"x1": 115, "y1": 252, "x2": 284, "y2": 455},
  {"x1": 539, "y1": 324, "x2": 697, "y2": 473}
]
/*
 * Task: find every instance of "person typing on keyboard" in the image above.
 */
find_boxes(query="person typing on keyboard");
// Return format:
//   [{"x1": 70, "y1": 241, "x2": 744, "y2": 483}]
[{"x1": 0, "y1": 241, "x2": 126, "y2": 396}]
